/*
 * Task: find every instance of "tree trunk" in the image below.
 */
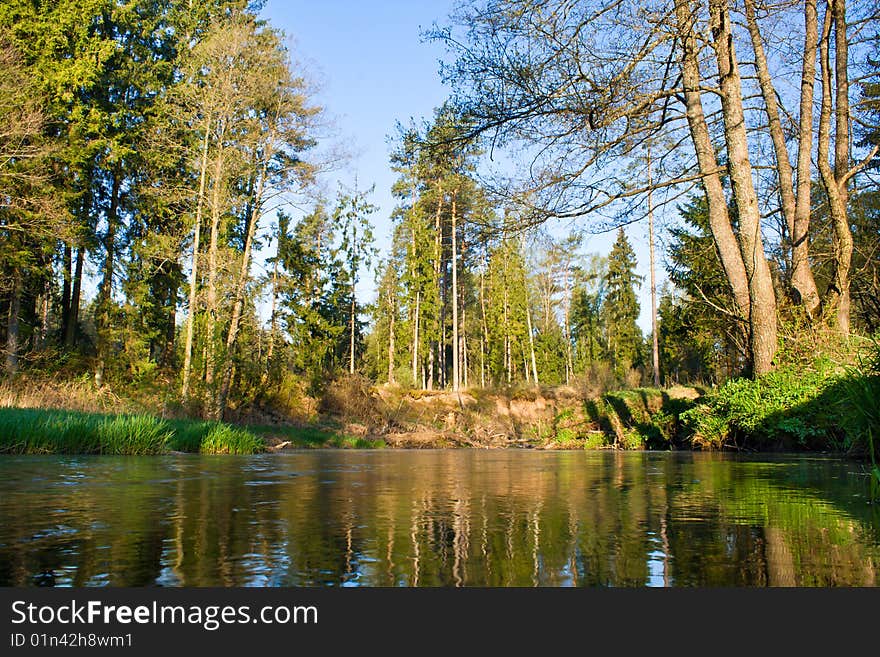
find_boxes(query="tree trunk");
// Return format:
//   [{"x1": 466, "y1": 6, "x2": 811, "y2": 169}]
[
  {"x1": 522, "y1": 239, "x2": 539, "y2": 385},
  {"x1": 647, "y1": 148, "x2": 660, "y2": 388},
  {"x1": 412, "y1": 289, "x2": 421, "y2": 388},
  {"x1": 709, "y1": 0, "x2": 778, "y2": 376},
  {"x1": 745, "y1": 0, "x2": 820, "y2": 315},
  {"x1": 832, "y1": 0, "x2": 851, "y2": 335},
  {"x1": 428, "y1": 182, "x2": 443, "y2": 390},
  {"x1": 675, "y1": 0, "x2": 752, "y2": 346},
  {"x1": 409, "y1": 186, "x2": 420, "y2": 387},
  {"x1": 5, "y1": 267, "x2": 21, "y2": 376},
  {"x1": 480, "y1": 264, "x2": 488, "y2": 387},
  {"x1": 793, "y1": 0, "x2": 822, "y2": 315},
  {"x1": 60, "y1": 244, "x2": 71, "y2": 342},
  {"x1": 743, "y1": 0, "x2": 796, "y2": 246},
  {"x1": 65, "y1": 247, "x2": 84, "y2": 348},
  {"x1": 163, "y1": 280, "x2": 176, "y2": 370},
  {"x1": 95, "y1": 167, "x2": 121, "y2": 387},
  {"x1": 451, "y1": 191, "x2": 460, "y2": 391},
  {"x1": 526, "y1": 298, "x2": 538, "y2": 385},
  {"x1": 349, "y1": 279, "x2": 357, "y2": 375},
  {"x1": 503, "y1": 273, "x2": 511, "y2": 383},
  {"x1": 563, "y1": 260, "x2": 573, "y2": 386},
  {"x1": 818, "y1": 0, "x2": 853, "y2": 335},
  {"x1": 182, "y1": 115, "x2": 212, "y2": 400},
  {"x1": 205, "y1": 138, "x2": 226, "y2": 390},
  {"x1": 388, "y1": 277, "x2": 396, "y2": 384},
  {"x1": 262, "y1": 256, "x2": 279, "y2": 385},
  {"x1": 216, "y1": 158, "x2": 268, "y2": 419},
  {"x1": 39, "y1": 278, "x2": 49, "y2": 348}
]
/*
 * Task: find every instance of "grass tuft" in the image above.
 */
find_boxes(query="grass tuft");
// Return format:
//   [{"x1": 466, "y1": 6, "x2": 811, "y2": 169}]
[{"x1": 0, "y1": 408, "x2": 265, "y2": 455}]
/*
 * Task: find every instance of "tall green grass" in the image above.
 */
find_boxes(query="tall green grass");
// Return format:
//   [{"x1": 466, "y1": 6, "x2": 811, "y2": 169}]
[{"x1": 0, "y1": 408, "x2": 265, "y2": 455}]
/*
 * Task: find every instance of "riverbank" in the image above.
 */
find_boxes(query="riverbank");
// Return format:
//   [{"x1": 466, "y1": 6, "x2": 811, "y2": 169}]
[{"x1": 0, "y1": 343, "x2": 877, "y2": 460}]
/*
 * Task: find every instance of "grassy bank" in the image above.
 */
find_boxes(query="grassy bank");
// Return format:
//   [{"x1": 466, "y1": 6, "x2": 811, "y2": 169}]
[
  {"x1": 1, "y1": 338, "x2": 877, "y2": 466},
  {"x1": 0, "y1": 408, "x2": 266, "y2": 455}
]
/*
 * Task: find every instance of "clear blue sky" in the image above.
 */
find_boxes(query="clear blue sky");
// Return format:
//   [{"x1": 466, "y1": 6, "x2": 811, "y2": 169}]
[
  {"x1": 260, "y1": 0, "x2": 451, "y2": 244},
  {"x1": 260, "y1": 0, "x2": 661, "y2": 334}
]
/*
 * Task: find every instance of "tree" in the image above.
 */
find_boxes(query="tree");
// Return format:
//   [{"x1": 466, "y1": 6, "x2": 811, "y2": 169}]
[
  {"x1": 602, "y1": 229, "x2": 643, "y2": 379},
  {"x1": 276, "y1": 205, "x2": 347, "y2": 385},
  {"x1": 661, "y1": 194, "x2": 745, "y2": 382},
  {"x1": 0, "y1": 33, "x2": 61, "y2": 375},
  {"x1": 570, "y1": 255, "x2": 608, "y2": 376},
  {"x1": 432, "y1": 0, "x2": 878, "y2": 375},
  {"x1": 335, "y1": 187, "x2": 378, "y2": 375}
]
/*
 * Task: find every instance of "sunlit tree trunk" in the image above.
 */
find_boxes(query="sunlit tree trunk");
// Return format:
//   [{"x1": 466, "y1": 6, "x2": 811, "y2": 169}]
[
  {"x1": 818, "y1": 0, "x2": 852, "y2": 335},
  {"x1": 563, "y1": 262, "x2": 573, "y2": 386},
  {"x1": 60, "y1": 244, "x2": 71, "y2": 342},
  {"x1": 480, "y1": 264, "x2": 488, "y2": 387},
  {"x1": 428, "y1": 183, "x2": 443, "y2": 390},
  {"x1": 387, "y1": 277, "x2": 396, "y2": 384},
  {"x1": 349, "y1": 279, "x2": 357, "y2": 375},
  {"x1": 708, "y1": 0, "x2": 777, "y2": 375},
  {"x1": 263, "y1": 256, "x2": 279, "y2": 384},
  {"x1": 182, "y1": 116, "x2": 212, "y2": 400},
  {"x1": 205, "y1": 137, "x2": 226, "y2": 390},
  {"x1": 647, "y1": 149, "x2": 660, "y2": 388},
  {"x1": 675, "y1": 0, "x2": 751, "y2": 350},
  {"x1": 745, "y1": 0, "x2": 820, "y2": 316},
  {"x1": 525, "y1": 286, "x2": 539, "y2": 385},
  {"x1": 793, "y1": 0, "x2": 822, "y2": 316},
  {"x1": 412, "y1": 289, "x2": 421, "y2": 387},
  {"x1": 95, "y1": 167, "x2": 121, "y2": 387},
  {"x1": 216, "y1": 161, "x2": 267, "y2": 418},
  {"x1": 832, "y1": 0, "x2": 851, "y2": 334},
  {"x1": 451, "y1": 191, "x2": 460, "y2": 391}
]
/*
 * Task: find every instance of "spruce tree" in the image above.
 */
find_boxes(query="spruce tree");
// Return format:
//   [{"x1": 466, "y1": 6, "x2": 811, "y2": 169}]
[{"x1": 602, "y1": 228, "x2": 643, "y2": 380}]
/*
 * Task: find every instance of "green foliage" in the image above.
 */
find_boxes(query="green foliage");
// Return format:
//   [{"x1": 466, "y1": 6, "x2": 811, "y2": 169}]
[
  {"x1": 620, "y1": 428, "x2": 645, "y2": 450},
  {"x1": 659, "y1": 194, "x2": 744, "y2": 384},
  {"x1": 0, "y1": 408, "x2": 264, "y2": 455},
  {"x1": 582, "y1": 432, "x2": 608, "y2": 450},
  {"x1": 601, "y1": 229, "x2": 644, "y2": 380},
  {"x1": 198, "y1": 424, "x2": 266, "y2": 455},
  {"x1": 681, "y1": 361, "x2": 839, "y2": 449}
]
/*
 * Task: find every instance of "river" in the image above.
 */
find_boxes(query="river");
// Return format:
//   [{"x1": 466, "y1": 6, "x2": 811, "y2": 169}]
[{"x1": 0, "y1": 450, "x2": 877, "y2": 586}]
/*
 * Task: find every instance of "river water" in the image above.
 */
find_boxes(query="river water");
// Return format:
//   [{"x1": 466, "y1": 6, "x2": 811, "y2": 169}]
[{"x1": 0, "y1": 450, "x2": 877, "y2": 586}]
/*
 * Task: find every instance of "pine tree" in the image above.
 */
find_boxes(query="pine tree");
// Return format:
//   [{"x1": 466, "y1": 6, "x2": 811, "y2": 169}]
[{"x1": 602, "y1": 228, "x2": 643, "y2": 380}]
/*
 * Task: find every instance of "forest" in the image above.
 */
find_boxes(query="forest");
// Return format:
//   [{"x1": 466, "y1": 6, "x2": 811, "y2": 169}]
[{"x1": 0, "y1": 0, "x2": 878, "y2": 462}]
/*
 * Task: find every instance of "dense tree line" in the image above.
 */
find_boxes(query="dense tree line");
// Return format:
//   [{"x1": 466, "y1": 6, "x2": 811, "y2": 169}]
[
  {"x1": 0, "y1": 1, "x2": 327, "y2": 417},
  {"x1": 2, "y1": 1, "x2": 878, "y2": 417},
  {"x1": 433, "y1": 0, "x2": 880, "y2": 377},
  {"x1": 366, "y1": 109, "x2": 647, "y2": 390}
]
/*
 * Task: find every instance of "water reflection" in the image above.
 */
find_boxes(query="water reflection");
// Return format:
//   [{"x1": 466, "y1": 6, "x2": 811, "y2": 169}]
[{"x1": 0, "y1": 451, "x2": 877, "y2": 587}]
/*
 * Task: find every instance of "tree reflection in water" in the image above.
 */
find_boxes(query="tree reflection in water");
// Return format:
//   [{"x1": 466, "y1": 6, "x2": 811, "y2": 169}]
[{"x1": 0, "y1": 451, "x2": 877, "y2": 587}]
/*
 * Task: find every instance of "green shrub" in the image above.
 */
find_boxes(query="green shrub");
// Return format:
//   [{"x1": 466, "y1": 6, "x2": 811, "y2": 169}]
[
  {"x1": 681, "y1": 357, "x2": 846, "y2": 449},
  {"x1": 583, "y1": 432, "x2": 608, "y2": 450},
  {"x1": 620, "y1": 428, "x2": 645, "y2": 450}
]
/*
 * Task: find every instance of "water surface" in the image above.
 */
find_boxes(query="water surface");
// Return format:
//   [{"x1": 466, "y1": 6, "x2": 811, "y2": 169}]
[{"x1": 0, "y1": 450, "x2": 877, "y2": 586}]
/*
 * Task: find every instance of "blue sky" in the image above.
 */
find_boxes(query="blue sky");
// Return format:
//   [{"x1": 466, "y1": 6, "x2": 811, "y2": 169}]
[
  {"x1": 260, "y1": 0, "x2": 661, "y2": 334},
  {"x1": 261, "y1": 1, "x2": 451, "y2": 227}
]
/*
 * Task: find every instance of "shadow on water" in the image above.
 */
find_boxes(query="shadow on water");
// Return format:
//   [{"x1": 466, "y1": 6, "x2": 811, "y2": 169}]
[{"x1": 0, "y1": 451, "x2": 877, "y2": 587}]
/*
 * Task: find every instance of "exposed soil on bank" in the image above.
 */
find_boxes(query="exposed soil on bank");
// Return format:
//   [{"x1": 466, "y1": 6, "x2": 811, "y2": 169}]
[{"x1": 0, "y1": 373, "x2": 703, "y2": 451}]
